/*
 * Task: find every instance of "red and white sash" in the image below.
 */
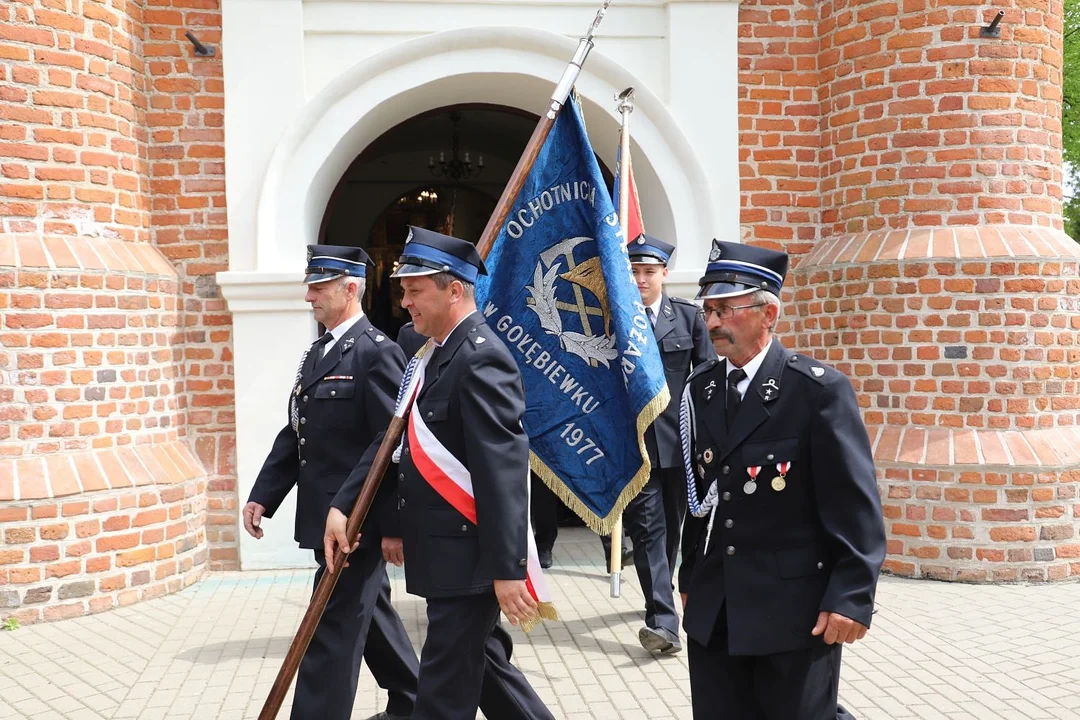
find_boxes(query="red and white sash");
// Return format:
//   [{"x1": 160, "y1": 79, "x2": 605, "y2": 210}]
[{"x1": 398, "y1": 342, "x2": 558, "y2": 629}]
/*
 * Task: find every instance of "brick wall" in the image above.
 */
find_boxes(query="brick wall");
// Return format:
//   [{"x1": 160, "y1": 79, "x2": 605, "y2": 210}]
[
  {"x1": 1, "y1": 0, "x2": 235, "y2": 623},
  {"x1": 737, "y1": 0, "x2": 1080, "y2": 581}
]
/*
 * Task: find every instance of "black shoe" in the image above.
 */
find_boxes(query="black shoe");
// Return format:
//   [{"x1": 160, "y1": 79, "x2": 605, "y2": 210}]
[
  {"x1": 361, "y1": 713, "x2": 410, "y2": 720},
  {"x1": 622, "y1": 546, "x2": 634, "y2": 566},
  {"x1": 638, "y1": 626, "x2": 682, "y2": 654},
  {"x1": 538, "y1": 548, "x2": 553, "y2": 569}
]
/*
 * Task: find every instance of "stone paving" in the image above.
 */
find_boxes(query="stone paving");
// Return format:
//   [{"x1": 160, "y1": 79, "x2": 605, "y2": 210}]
[{"x1": 1, "y1": 527, "x2": 1079, "y2": 719}]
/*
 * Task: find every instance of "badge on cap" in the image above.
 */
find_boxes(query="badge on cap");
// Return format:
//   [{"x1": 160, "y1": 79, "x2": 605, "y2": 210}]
[{"x1": 709, "y1": 242, "x2": 722, "y2": 262}]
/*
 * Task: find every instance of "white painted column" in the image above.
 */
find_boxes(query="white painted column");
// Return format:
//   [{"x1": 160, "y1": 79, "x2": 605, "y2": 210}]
[
  {"x1": 221, "y1": 0, "x2": 308, "y2": 272},
  {"x1": 666, "y1": 0, "x2": 742, "y2": 291},
  {"x1": 218, "y1": 275, "x2": 316, "y2": 569}
]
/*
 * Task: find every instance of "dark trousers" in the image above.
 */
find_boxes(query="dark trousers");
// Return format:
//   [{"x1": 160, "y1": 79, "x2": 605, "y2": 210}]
[
  {"x1": 292, "y1": 548, "x2": 418, "y2": 720},
  {"x1": 658, "y1": 466, "x2": 687, "y2": 585},
  {"x1": 688, "y1": 612, "x2": 845, "y2": 720},
  {"x1": 531, "y1": 473, "x2": 558, "y2": 553},
  {"x1": 601, "y1": 470, "x2": 679, "y2": 635},
  {"x1": 414, "y1": 592, "x2": 554, "y2": 720}
]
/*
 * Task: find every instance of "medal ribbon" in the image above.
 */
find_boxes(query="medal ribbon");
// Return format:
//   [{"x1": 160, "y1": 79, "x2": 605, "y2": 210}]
[{"x1": 776, "y1": 461, "x2": 790, "y2": 477}]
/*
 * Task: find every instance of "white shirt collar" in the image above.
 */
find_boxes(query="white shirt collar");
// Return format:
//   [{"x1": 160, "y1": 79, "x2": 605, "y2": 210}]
[
  {"x1": 321, "y1": 311, "x2": 365, "y2": 355},
  {"x1": 726, "y1": 338, "x2": 773, "y2": 396},
  {"x1": 433, "y1": 310, "x2": 477, "y2": 347}
]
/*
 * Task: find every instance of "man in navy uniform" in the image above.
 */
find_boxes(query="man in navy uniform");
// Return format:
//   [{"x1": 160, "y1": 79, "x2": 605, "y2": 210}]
[
  {"x1": 601, "y1": 234, "x2": 712, "y2": 655},
  {"x1": 678, "y1": 239, "x2": 886, "y2": 719},
  {"x1": 242, "y1": 245, "x2": 419, "y2": 720},
  {"x1": 332, "y1": 227, "x2": 554, "y2": 720},
  {"x1": 398, "y1": 320, "x2": 559, "y2": 569}
]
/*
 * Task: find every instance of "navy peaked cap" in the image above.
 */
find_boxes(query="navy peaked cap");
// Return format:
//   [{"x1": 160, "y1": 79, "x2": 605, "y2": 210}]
[
  {"x1": 391, "y1": 226, "x2": 487, "y2": 284},
  {"x1": 696, "y1": 239, "x2": 788, "y2": 300},
  {"x1": 628, "y1": 234, "x2": 675, "y2": 266},
  {"x1": 304, "y1": 244, "x2": 371, "y2": 285}
]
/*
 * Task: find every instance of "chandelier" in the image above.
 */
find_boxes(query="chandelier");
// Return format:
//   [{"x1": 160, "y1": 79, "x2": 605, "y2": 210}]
[{"x1": 428, "y1": 111, "x2": 483, "y2": 181}]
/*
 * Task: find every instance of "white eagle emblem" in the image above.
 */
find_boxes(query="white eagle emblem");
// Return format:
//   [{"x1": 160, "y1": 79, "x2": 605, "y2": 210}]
[{"x1": 811, "y1": 366, "x2": 825, "y2": 378}]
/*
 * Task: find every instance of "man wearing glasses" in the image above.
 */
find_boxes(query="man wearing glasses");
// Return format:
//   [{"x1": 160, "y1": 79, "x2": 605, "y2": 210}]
[{"x1": 678, "y1": 239, "x2": 886, "y2": 719}]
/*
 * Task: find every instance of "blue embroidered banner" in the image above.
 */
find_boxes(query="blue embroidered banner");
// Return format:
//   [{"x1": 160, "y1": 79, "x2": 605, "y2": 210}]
[{"x1": 476, "y1": 97, "x2": 669, "y2": 531}]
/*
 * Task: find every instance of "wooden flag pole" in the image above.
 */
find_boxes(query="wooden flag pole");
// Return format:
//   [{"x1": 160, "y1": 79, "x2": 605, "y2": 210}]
[
  {"x1": 609, "y1": 86, "x2": 635, "y2": 598},
  {"x1": 255, "y1": 3, "x2": 612, "y2": 718}
]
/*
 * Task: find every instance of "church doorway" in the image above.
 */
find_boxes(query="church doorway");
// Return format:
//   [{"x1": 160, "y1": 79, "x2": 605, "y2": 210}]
[{"x1": 318, "y1": 103, "x2": 612, "y2": 338}]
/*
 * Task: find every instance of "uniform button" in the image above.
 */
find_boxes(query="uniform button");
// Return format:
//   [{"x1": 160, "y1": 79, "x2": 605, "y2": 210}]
[
  {"x1": 299, "y1": 438, "x2": 305, "y2": 446},
  {"x1": 722, "y1": 492, "x2": 731, "y2": 501},
  {"x1": 330, "y1": 390, "x2": 336, "y2": 397},
  {"x1": 398, "y1": 473, "x2": 404, "y2": 481},
  {"x1": 461, "y1": 525, "x2": 468, "y2": 532},
  {"x1": 518, "y1": 558, "x2": 527, "y2": 567},
  {"x1": 675, "y1": 343, "x2": 681, "y2": 348},
  {"x1": 766, "y1": 453, "x2": 774, "y2": 461},
  {"x1": 300, "y1": 460, "x2": 307, "y2": 467},
  {"x1": 300, "y1": 417, "x2": 306, "y2": 425},
  {"x1": 817, "y1": 561, "x2": 824, "y2": 570},
  {"x1": 724, "y1": 519, "x2": 733, "y2": 529},
  {"x1": 302, "y1": 395, "x2": 308, "y2": 402},
  {"x1": 722, "y1": 466, "x2": 730, "y2": 475},
  {"x1": 426, "y1": 411, "x2": 433, "y2": 419},
  {"x1": 398, "y1": 498, "x2": 406, "y2": 509},
  {"x1": 726, "y1": 546, "x2": 735, "y2": 556},
  {"x1": 403, "y1": 447, "x2": 410, "y2": 455}
]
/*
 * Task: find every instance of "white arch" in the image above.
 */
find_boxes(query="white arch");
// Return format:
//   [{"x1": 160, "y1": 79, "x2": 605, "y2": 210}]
[{"x1": 254, "y1": 26, "x2": 714, "y2": 279}]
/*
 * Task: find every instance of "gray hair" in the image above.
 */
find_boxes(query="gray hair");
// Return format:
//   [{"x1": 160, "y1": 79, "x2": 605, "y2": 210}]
[
  {"x1": 748, "y1": 289, "x2": 781, "y2": 327},
  {"x1": 432, "y1": 272, "x2": 475, "y2": 300},
  {"x1": 337, "y1": 275, "x2": 367, "y2": 302}
]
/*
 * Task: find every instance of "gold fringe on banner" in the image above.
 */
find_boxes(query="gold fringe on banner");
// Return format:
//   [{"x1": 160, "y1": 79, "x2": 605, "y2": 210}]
[
  {"x1": 530, "y1": 384, "x2": 671, "y2": 536},
  {"x1": 520, "y1": 601, "x2": 560, "y2": 633}
]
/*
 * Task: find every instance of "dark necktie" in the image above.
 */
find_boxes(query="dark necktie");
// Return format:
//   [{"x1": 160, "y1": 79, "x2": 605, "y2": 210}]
[
  {"x1": 726, "y1": 367, "x2": 747, "y2": 431},
  {"x1": 303, "y1": 332, "x2": 334, "y2": 379},
  {"x1": 646, "y1": 306, "x2": 656, "y2": 327}
]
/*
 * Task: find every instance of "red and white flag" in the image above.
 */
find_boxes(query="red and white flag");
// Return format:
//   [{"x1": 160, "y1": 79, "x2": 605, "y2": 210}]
[{"x1": 613, "y1": 136, "x2": 645, "y2": 244}]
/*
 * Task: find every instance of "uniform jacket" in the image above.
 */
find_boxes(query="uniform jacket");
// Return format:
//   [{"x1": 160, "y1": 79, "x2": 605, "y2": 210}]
[
  {"x1": 248, "y1": 316, "x2": 406, "y2": 549},
  {"x1": 395, "y1": 312, "x2": 530, "y2": 599},
  {"x1": 646, "y1": 294, "x2": 713, "y2": 469},
  {"x1": 679, "y1": 340, "x2": 886, "y2": 656}
]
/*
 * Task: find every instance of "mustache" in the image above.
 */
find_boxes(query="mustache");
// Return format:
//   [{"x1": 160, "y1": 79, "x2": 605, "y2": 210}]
[{"x1": 709, "y1": 329, "x2": 734, "y2": 342}]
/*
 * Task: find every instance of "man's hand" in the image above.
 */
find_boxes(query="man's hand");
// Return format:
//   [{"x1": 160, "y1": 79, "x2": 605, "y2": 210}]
[
  {"x1": 493, "y1": 579, "x2": 538, "y2": 626},
  {"x1": 242, "y1": 502, "x2": 266, "y2": 539},
  {"x1": 680, "y1": 592, "x2": 687, "y2": 610},
  {"x1": 323, "y1": 507, "x2": 359, "y2": 574},
  {"x1": 811, "y1": 611, "x2": 868, "y2": 644},
  {"x1": 382, "y1": 537, "x2": 404, "y2": 567}
]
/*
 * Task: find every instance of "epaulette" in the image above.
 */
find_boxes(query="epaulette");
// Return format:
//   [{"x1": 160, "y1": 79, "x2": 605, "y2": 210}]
[
  {"x1": 362, "y1": 325, "x2": 389, "y2": 347},
  {"x1": 669, "y1": 296, "x2": 699, "y2": 308},
  {"x1": 784, "y1": 352, "x2": 833, "y2": 385},
  {"x1": 466, "y1": 324, "x2": 492, "y2": 348}
]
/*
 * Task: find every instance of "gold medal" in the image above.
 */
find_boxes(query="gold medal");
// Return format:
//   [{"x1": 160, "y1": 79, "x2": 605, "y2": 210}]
[{"x1": 771, "y1": 476, "x2": 786, "y2": 492}]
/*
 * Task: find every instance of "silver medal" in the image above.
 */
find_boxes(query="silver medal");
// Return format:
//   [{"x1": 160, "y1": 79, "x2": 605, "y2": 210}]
[{"x1": 743, "y1": 480, "x2": 757, "y2": 495}]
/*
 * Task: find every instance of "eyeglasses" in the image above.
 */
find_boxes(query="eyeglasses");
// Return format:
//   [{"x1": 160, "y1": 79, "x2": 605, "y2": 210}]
[{"x1": 702, "y1": 303, "x2": 767, "y2": 321}]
